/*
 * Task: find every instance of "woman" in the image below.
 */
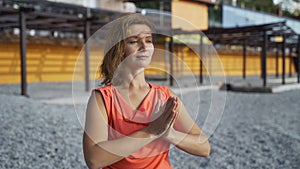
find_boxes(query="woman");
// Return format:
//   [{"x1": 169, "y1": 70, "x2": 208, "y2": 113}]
[{"x1": 83, "y1": 13, "x2": 210, "y2": 169}]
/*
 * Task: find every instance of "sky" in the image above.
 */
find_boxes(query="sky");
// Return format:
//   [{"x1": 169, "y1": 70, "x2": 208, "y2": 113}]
[{"x1": 273, "y1": 0, "x2": 281, "y2": 4}]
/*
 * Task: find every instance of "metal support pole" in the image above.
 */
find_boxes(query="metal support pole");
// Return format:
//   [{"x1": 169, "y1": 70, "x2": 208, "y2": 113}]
[
  {"x1": 261, "y1": 31, "x2": 267, "y2": 87},
  {"x1": 282, "y1": 34, "x2": 286, "y2": 85},
  {"x1": 289, "y1": 47, "x2": 292, "y2": 77},
  {"x1": 275, "y1": 43, "x2": 279, "y2": 77},
  {"x1": 164, "y1": 39, "x2": 169, "y2": 80},
  {"x1": 209, "y1": 45, "x2": 212, "y2": 76},
  {"x1": 169, "y1": 36, "x2": 174, "y2": 86},
  {"x1": 84, "y1": 19, "x2": 90, "y2": 91},
  {"x1": 297, "y1": 35, "x2": 300, "y2": 83},
  {"x1": 199, "y1": 34, "x2": 203, "y2": 84},
  {"x1": 159, "y1": 1, "x2": 164, "y2": 27},
  {"x1": 19, "y1": 9, "x2": 27, "y2": 96},
  {"x1": 242, "y1": 39, "x2": 247, "y2": 79},
  {"x1": 175, "y1": 44, "x2": 179, "y2": 75},
  {"x1": 181, "y1": 46, "x2": 184, "y2": 74}
]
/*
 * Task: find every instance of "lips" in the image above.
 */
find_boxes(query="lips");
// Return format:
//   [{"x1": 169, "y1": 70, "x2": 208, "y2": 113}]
[{"x1": 137, "y1": 55, "x2": 148, "y2": 59}]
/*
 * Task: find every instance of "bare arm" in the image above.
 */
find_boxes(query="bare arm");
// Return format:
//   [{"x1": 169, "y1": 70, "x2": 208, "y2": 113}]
[
  {"x1": 163, "y1": 91, "x2": 211, "y2": 157},
  {"x1": 83, "y1": 91, "x2": 177, "y2": 169}
]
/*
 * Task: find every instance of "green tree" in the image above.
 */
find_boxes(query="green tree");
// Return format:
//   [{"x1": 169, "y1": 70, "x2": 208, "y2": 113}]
[
  {"x1": 240, "y1": 0, "x2": 276, "y2": 13},
  {"x1": 134, "y1": 1, "x2": 171, "y2": 11}
]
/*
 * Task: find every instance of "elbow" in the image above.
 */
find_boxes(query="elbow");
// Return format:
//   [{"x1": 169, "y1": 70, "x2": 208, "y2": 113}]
[
  {"x1": 85, "y1": 158, "x2": 107, "y2": 169},
  {"x1": 85, "y1": 158, "x2": 101, "y2": 169},
  {"x1": 196, "y1": 140, "x2": 210, "y2": 157},
  {"x1": 202, "y1": 143, "x2": 211, "y2": 157},
  {"x1": 83, "y1": 148, "x2": 102, "y2": 169},
  {"x1": 201, "y1": 140, "x2": 211, "y2": 157},
  {"x1": 198, "y1": 134, "x2": 210, "y2": 157}
]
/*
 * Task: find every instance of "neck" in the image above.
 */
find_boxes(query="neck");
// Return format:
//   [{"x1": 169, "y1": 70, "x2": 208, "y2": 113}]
[{"x1": 112, "y1": 67, "x2": 147, "y2": 88}]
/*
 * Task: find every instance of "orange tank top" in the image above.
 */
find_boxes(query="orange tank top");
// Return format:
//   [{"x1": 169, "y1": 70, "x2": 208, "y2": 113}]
[{"x1": 96, "y1": 83, "x2": 172, "y2": 169}]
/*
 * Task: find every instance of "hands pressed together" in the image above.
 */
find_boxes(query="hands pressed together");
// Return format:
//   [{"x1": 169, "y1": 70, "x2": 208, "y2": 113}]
[{"x1": 144, "y1": 96, "x2": 179, "y2": 140}]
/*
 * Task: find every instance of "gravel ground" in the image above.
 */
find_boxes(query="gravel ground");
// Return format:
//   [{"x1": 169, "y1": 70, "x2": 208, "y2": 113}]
[{"x1": 0, "y1": 82, "x2": 299, "y2": 169}]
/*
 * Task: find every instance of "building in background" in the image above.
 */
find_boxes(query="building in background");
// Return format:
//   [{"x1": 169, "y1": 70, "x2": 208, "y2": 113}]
[
  {"x1": 0, "y1": 0, "x2": 299, "y2": 85},
  {"x1": 126, "y1": 0, "x2": 211, "y2": 31},
  {"x1": 172, "y1": 0, "x2": 211, "y2": 30},
  {"x1": 208, "y1": 3, "x2": 300, "y2": 34},
  {"x1": 47, "y1": 0, "x2": 136, "y2": 12}
]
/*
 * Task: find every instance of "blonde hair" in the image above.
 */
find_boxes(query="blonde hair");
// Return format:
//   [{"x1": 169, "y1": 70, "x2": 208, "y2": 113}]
[{"x1": 99, "y1": 13, "x2": 155, "y2": 85}]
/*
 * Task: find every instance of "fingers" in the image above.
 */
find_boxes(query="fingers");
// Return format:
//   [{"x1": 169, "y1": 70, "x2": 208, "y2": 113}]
[
  {"x1": 153, "y1": 99, "x2": 163, "y2": 114},
  {"x1": 151, "y1": 96, "x2": 175, "y2": 121},
  {"x1": 147, "y1": 96, "x2": 179, "y2": 136},
  {"x1": 160, "y1": 96, "x2": 178, "y2": 120},
  {"x1": 165, "y1": 109, "x2": 178, "y2": 129},
  {"x1": 166, "y1": 110, "x2": 178, "y2": 128},
  {"x1": 164, "y1": 96, "x2": 177, "y2": 112},
  {"x1": 174, "y1": 97, "x2": 179, "y2": 110},
  {"x1": 165, "y1": 97, "x2": 179, "y2": 129}
]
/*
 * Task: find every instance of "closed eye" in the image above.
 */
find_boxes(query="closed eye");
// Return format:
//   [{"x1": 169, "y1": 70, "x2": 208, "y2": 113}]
[{"x1": 129, "y1": 41, "x2": 138, "y2": 44}]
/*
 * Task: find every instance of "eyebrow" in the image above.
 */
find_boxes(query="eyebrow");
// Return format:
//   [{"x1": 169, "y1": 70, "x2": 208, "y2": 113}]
[
  {"x1": 127, "y1": 32, "x2": 152, "y2": 39},
  {"x1": 128, "y1": 35, "x2": 152, "y2": 38},
  {"x1": 128, "y1": 34, "x2": 152, "y2": 38}
]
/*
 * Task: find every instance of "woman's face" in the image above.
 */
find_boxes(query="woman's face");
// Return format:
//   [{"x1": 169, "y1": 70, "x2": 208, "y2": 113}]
[{"x1": 123, "y1": 24, "x2": 154, "y2": 70}]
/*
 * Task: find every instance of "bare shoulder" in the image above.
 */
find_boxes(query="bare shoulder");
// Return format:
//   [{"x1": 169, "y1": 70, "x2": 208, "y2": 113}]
[
  {"x1": 87, "y1": 89, "x2": 108, "y2": 121},
  {"x1": 91, "y1": 89, "x2": 104, "y2": 103}
]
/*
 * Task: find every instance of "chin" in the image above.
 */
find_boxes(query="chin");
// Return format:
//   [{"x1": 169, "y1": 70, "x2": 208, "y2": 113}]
[{"x1": 134, "y1": 61, "x2": 151, "y2": 70}]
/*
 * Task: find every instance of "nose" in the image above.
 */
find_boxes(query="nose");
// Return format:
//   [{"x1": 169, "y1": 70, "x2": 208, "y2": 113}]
[{"x1": 139, "y1": 40, "x2": 147, "y2": 50}]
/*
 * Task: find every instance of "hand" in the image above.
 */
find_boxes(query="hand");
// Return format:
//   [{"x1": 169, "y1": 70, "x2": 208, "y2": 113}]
[
  {"x1": 163, "y1": 125, "x2": 177, "y2": 143},
  {"x1": 144, "y1": 96, "x2": 178, "y2": 137}
]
